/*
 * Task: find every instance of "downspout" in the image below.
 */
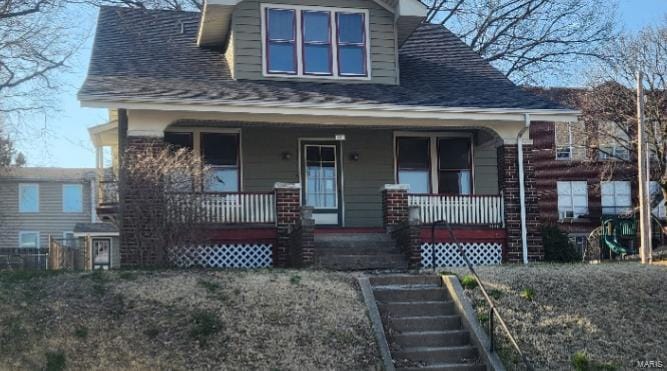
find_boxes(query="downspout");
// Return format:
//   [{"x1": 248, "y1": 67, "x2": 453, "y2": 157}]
[{"x1": 517, "y1": 114, "x2": 530, "y2": 264}]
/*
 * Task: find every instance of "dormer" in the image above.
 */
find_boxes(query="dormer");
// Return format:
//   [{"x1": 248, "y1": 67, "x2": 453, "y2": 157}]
[{"x1": 197, "y1": 0, "x2": 426, "y2": 85}]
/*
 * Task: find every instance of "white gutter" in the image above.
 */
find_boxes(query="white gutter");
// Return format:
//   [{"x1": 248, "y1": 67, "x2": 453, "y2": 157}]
[{"x1": 517, "y1": 113, "x2": 530, "y2": 264}]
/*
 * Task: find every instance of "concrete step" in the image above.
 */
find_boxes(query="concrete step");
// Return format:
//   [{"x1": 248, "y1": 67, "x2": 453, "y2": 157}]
[
  {"x1": 379, "y1": 301, "x2": 456, "y2": 317},
  {"x1": 394, "y1": 346, "x2": 479, "y2": 365},
  {"x1": 317, "y1": 254, "x2": 408, "y2": 271},
  {"x1": 316, "y1": 246, "x2": 401, "y2": 255},
  {"x1": 394, "y1": 330, "x2": 471, "y2": 348},
  {"x1": 373, "y1": 287, "x2": 450, "y2": 302},
  {"x1": 314, "y1": 232, "x2": 393, "y2": 243},
  {"x1": 369, "y1": 274, "x2": 443, "y2": 287},
  {"x1": 397, "y1": 363, "x2": 486, "y2": 371},
  {"x1": 389, "y1": 315, "x2": 462, "y2": 332}
]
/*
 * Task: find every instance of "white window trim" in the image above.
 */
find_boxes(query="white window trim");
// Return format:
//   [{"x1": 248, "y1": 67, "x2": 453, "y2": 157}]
[
  {"x1": 601, "y1": 180, "x2": 632, "y2": 215},
  {"x1": 557, "y1": 181, "x2": 588, "y2": 219},
  {"x1": 260, "y1": 3, "x2": 371, "y2": 80},
  {"x1": 555, "y1": 122, "x2": 573, "y2": 161},
  {"x1": 393, "y1": 131, "x2": 475, "y2": 195},
  {"x1": 19, "y1": 231, "x2": 40, "y2": 249},
  {"x1": 164, "y1": 127, "x2": 244, "y2": 192},
  {"x1": 18, "y1": 183, "x2": 39, "y2": 213},
  {"x1": 62, "y1": 184, "x2": 84, "y2": 213}
]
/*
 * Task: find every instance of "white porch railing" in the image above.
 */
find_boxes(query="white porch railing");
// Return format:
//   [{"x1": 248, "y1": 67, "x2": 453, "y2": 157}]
[
  {"x1": 408, "y1": 194, "x2": 504, "y2": 226},
  {"x1": 170, "y1": 192, "x2": 276, "y2": 224}
]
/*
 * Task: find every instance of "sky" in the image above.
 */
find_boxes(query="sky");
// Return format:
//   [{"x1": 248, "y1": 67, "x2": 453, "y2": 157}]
[{"x1": 9, "y1": 0, "x2": 667, "y2": 169}]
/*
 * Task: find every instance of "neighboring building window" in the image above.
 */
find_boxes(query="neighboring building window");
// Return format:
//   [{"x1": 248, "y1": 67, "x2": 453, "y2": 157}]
[
  {"x1": 396, "y1": 137, "x2": 430, "y2": 194},
  {"x1": 598, "y1": 146, "x2": 630, "y2": 161},
  {"x1": 18, "y1": 183, "x2": 39, "y2": 213},
  {"x1": 63, "y1": 184, "x2": 83, "y2": 213},
  {"x1": 650, "y1": 181, "x2": 666, "y2": 218},
  {"x1": 201, "y1": 133, "x2": 240, "y2": 192},
  {"x1": 557, "y1": 181, "x2": 588, "y2": 219},
  {"x1": 569, "y1": 234, "x2": 588, "y2": 256},
  {"x1": 601, "y1": 181, "x2": 632, "y2": 215},
  {"x1": 262, "y1": 5, "x2": 368, "y2": 78},
  {"x1": 437, "y1": 138, "x2": 472, "y2": 194},
  {"x1": 555, "y1": 122, "x2": 574, "y2": 160},
  {"x1": 19, "y1": 231, "x2": 39, "y2": 249},
  {"x1": 63, "y1": 232, "x2": 75, "y2": 247}
]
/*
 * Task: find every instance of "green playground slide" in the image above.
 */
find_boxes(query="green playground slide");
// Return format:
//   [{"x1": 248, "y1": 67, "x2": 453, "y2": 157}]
[{"x1": 603, "y1": 235, "x2": 628, "y2": 256}]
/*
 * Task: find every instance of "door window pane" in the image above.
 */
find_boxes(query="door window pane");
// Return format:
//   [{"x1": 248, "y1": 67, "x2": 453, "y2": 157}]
[
  {"x1": 19, "y1": 184, "x2": 39, "y2": 213},
  {"x1": 305, "y1": 145, "x2": 337, "y2": 208},
  {"x1": 266, "y1": 8, "x2": 296, "y2": 73},
  {"x1": 63, "y1": 184, "x2": 83, "y2": 213}
]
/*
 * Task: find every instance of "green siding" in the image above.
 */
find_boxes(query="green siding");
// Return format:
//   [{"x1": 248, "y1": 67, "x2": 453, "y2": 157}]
[
  {"x1": 473, "y1": 133, "x2": 500, "y2": 195},
  {"x1": 231, "y1": 0, "x2": 398, "y2": 85}
]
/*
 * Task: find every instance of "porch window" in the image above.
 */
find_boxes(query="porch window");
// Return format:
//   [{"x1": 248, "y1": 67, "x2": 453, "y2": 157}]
[
  {"x1": 266, "y1": 8, "x2": 297, "y2": 74},
  {"x1": 557, "y1": 181, "x2": 588, "y2": 219},
  {"x1": 165, "y1": 132, "x2": 195, "y2": 192},
  {"x1": 164, "y1": 132, "x2": 193, "y2": 151},
  {"x1": 396, "y1": 137, "x2": 430, "y2": 194},
  {"x1": 437, "y1": 138, "x2": 472, "y2": 195},
  {"x1": 601, "y1": 181, "x2": 631, "y2": 215},
  {"x1": 201, "y1": 133, "x2": 240, "y2": 192}
]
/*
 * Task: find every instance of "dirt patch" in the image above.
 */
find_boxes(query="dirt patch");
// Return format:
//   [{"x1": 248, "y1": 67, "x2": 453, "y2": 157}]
[
  {"x1": 0, "y1": 270, "x2": 380, "y2": 370},
  {"x1": 447, "y1": 263, "x2": 666, "y2": 370}
]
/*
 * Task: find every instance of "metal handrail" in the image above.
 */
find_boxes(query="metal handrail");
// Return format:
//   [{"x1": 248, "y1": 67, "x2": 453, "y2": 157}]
[{"x1": 430, "y1": 219, "x2": 534, "y2": 371}]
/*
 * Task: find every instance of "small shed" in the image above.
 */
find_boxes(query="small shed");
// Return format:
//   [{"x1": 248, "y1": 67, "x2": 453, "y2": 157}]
[{"x1": 73, "y1": 223, "x2": 120, "y2": 270}]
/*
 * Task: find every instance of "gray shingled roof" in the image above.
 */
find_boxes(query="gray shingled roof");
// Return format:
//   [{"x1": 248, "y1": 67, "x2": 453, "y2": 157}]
[
  {"x1": 73, "y1": 223, "x2": 118, "y2": 234},
  {"x1": 79, "y1": 6, "x2": 566, "y2": 110},
  {"x1": 0, "y1": 167, "x2": 96, "y2": 181}
]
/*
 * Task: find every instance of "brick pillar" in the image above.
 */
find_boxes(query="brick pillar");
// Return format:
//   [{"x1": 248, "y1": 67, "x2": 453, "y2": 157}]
[
  {"x1": 274, "y1": 182, "x2": 301, "y2": 267},
  {"x1": 498, "y1": 144, "x2": 542, "y2": 262},
  {"x1": 119, "y1": 135, "x2": 166, "y2": 267},
  {"x1": 289, "y1": 206, "x2": 315, "y2": 267},
  {"x1": 382, "y1": 184, "x2": 409, "y2": 231}
]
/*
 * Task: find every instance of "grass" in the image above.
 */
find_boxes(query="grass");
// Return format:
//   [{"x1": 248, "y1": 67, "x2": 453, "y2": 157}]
[
  {"x1": 460, "y1": 274, "x2": 478, "y2": 289},
  {"x1": 450, "y1": 263, "x2": 666, "y2": 370},
  {"x1": 0, "y1": 269, "x2": 379, "y2": 370}
]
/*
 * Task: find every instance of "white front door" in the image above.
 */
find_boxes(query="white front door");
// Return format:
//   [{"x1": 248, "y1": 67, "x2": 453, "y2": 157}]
[{"x1": 302, "y1": 143, "x2": 341, "y2": 225}]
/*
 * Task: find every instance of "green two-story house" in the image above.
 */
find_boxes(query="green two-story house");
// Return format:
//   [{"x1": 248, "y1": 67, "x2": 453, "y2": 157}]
[{"x1": 80, "y1": 0, "x2": 579, "y2": 269}]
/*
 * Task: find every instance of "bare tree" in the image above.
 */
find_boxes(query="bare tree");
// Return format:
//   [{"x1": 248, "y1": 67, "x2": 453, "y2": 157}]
[
  {"x1": 580, "y1": 22, "x2": 667, "y2": 212},
  {"x1": 421, "y1": 0, "x2": 617, "y2": 83},
  {"x1": 119, "y1": 145, "x2": 212, "y2": 267}
]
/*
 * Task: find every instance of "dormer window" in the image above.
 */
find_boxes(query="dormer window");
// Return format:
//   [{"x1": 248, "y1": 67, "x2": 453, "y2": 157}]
[{"x1": 261, "y1": 4, "x2": 369, "y2": 79}]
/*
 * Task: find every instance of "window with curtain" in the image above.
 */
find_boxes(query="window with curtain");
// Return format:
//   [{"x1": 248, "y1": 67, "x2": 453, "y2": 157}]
[
  {"x1": 201, "y1": 133, "x2": 240, "y2": 192},
  {"x1": 557, "y1": 181, "x2": 588, "y2": 218},
  {"x1": 396, "y1": 137, "x2": 430, "y2": 194},
  {"x1": 601, "y1": 181, "x2": 631, "y2": 215},
  {"x1": 266, "y1": 8, "x2": 297, "y2": 74},
  {"x1": 437, "y1": 138, "x2": 472, "y2": 195}
]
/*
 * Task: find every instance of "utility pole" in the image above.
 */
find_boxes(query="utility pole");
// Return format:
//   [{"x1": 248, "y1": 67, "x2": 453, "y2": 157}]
[{"x1": 637, "y1": 70, "x2": 652, "y2": 264}]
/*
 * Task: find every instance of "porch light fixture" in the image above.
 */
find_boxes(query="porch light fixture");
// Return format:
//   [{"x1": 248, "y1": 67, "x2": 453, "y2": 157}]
[
  {"x1": 350, "y1": 152, "x2": 360, "y2": 161},
  {"x1": 282, "y1": 151, "x2": 292, "y2": 160}
]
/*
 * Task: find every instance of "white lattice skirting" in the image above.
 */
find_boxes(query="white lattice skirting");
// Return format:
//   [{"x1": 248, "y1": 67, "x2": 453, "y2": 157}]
[
  {"x1": 421, "y1": 242, "x2": 503, "y2": 268},
  {"x1": 172, "y1": 244, "x2": 273, "y2": 268}
]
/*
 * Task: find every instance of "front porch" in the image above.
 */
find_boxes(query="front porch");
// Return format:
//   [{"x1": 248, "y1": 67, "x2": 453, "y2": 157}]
[{"x1": 90, "y1": 120, "x2": 541, "y2": 268}]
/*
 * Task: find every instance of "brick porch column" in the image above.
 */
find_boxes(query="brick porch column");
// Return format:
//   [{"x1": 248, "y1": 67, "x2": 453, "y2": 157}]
[
  {"x1": 274, "y1": 182, "x2": 301, "y2": 267},
  {"x1": 498, "y1": 144, "x2": 542, "y2": 262},
  {"x1": 381, "y1": 184, "x2": 410, "y2": 231},
  {"x1": 118, "y1": 135, "x2": 168, "y2": 267}
]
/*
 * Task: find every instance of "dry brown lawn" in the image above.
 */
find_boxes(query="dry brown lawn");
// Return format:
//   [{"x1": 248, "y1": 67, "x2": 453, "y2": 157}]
[
  {"x1": 448, "y1": 262, "x2": 666, "y2": 370},
  {"x1": 0, "y1": 269, "x2": 379, "y2": 370}
]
